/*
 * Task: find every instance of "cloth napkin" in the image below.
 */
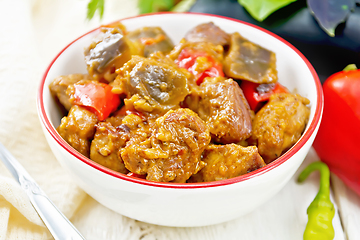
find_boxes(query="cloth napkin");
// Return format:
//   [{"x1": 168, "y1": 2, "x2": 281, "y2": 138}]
[{"x1": 0, "y1": 0, "x2": 141, "y2": 239}]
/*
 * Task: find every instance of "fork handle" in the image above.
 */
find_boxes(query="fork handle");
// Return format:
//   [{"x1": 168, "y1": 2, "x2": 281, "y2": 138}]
[{"x1": 0, "y1": 142, "x2": 86, "y2": 240}]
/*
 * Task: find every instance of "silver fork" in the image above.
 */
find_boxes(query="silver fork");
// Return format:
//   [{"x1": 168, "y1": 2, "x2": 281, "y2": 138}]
[{"x1": 0, "y1": 142, "x2": 86, "y2": 240}]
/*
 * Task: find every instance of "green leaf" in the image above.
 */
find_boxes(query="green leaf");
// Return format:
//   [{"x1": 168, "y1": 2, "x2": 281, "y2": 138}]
[
  {"x1": 87, "y1": 0, "x2": 104, "y2": 20},
  {"x1": 138, "y1": 0, "x2": 175, "y2": 14},
  {"x1": 238, "y1": 0, "x2": 297, "y2": 22}
]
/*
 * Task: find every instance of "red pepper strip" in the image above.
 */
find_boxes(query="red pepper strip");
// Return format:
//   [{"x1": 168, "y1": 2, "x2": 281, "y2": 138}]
[
  {"x1": 176, "y1": 48, "x2": 224, "y2": 85},
  {"x1": 72, "y1": 82, "x2": 121, "y2": 121},
  {"x1": 116, "y1": 106, "x2": 147, "y2": 121},
  {"x1": 241, "y1": 81, "x2": 288, "y2": 112},
  {"x1": 313, "y1": 64, "x2": 360, "y2": 196},
  {"x1": 127, "y1": 172, "x2": 146, "y2": 179}
]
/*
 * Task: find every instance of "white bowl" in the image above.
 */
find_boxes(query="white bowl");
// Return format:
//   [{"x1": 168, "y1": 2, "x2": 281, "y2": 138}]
[{"x1": 37, "y1": 13, "x2": 323, "y2": 227}]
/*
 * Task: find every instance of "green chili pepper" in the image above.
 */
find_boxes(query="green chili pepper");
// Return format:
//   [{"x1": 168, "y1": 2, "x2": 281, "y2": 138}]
[{"x1": 298, "y1": 161, "x2": 335, "y2": 240}]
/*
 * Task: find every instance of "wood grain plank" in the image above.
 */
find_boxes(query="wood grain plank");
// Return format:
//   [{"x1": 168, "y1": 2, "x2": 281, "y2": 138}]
[{"x1": 332, "y1": 174, "x2": 360, "y2": 240}]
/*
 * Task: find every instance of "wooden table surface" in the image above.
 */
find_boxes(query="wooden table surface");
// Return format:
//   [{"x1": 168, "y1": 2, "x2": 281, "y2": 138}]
[{"x1": 331, "y1": 173, "x2": 360, "y2": 240}]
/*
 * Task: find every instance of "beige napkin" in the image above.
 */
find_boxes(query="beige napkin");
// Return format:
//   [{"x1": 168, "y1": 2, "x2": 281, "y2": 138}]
[{"x1": 0, "y1": 0, "x2": 139, "y2": 239}]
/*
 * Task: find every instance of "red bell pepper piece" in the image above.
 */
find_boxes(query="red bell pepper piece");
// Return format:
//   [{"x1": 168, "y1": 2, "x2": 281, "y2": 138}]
[
  {"x1": 116, "y1": 105, "x2": 147, "y2": 121},
  {"x1": 241, "y1": 81, "x2": 289, "y2": 112},
  {"x1": 176, "y1": 48, "x2": 224, "y2": 85},
  {"x1": 313, "y1": 64, "x2": 360, "y2": 196},
  {"x1": 72, "y1": 81, "x2": 121, "y2": 121},
  {"x1": 127, "y1": 172, "x2": 146, "y2": 179}
]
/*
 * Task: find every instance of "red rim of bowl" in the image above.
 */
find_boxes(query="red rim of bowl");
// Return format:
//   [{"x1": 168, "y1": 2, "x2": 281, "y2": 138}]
[{"x1": 37, "y1": 12, "x2": 323, "y2": 189}]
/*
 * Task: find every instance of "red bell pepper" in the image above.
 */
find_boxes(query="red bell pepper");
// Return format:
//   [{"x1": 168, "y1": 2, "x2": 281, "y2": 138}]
[
  {"x1": 72, "y1": 81, "x2": 121, "y2": 121},
  {"x1": 241, "y1": 81, "x2": 289, "y2": 112},
  {"x1": 176, "y1": 48, "x2": 224, "y2": 85},
  {"x1": 127, "y1": 172, "x2": 146, "y2": 179},
  {"x1": 116, "y1": 105, "x2": 147, "y2": 121},
  {"x1": 313, "y1": 64, "x2": 360, "y2": 196}
]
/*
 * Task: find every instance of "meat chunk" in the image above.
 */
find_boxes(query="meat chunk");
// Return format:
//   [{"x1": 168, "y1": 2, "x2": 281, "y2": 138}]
[
  {"x1": 185, "y1": 22, "x2": 230, "y2": 47},
  {"x1": 223, "y1": 32, "x2": 278, "y2": 84},
  {"x1": 120, "y1": 108, "x2": 211, "y2": 183},
  {"x1": 111, "y1": 55, "x2": 190, "y2": 114},
  {"x1": 57, "y1": 105, "x2": 98, "y2": 157},
  {"x1": 184, "y1": 77, "x2": 252, "y2": 144},
  {"x1": 189, "y1": 144, "x2": 266, "y2": 182},
  {"x1": 251, "y1": 93, "x2": 310, "y2": 163},
  {"x1": 90, "y1": 110, "x2": 154, "y2": 174},
  {"x1": 84, "y1": 22, "x2": 136, "y2": 82},
  {"x1": 127, "y1": 26, "x2": 174, "y2": 57},
  {"x1": 90, "y1": 122, "x2": 130, "y2": 173},
  {"x1": 49, "y1": 74, "x2": 91, "y2": 111}
]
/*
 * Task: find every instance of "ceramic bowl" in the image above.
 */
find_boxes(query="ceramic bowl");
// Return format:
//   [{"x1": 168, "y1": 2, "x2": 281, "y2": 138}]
[{"x1": 37, "y1": 13, "x2": 323, "y2": 227}]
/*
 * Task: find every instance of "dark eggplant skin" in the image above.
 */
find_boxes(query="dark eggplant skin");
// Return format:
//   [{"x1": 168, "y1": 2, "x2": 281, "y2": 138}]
[{"x1": 189, "y1": 0, "x2": 360, "y2": 83}]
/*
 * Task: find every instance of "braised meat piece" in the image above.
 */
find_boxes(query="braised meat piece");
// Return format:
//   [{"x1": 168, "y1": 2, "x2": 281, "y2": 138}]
[
  {"x1": 251, "y1": 93, "x2": 310, "y2": 163},
  {"x1": 185, "y1": 22, "x2": 230, "y2": 47},
  {"x1": 184, "y1": 77, "x2": 252, "y2": 144},
  {"x1": 127, "y1": 26, "x2": 174, "y2": 57},
  {"x1": 90, "y1": 111, "x2": 154, "y2": 174},
  {"x1": 120, "y1": 108, "x2": 211, "y2": 183},
  {"x1": 90, "y1": 122, "x2": 130, "y2": 173},
  {"x1": 189, "y1": 144, "x2": 266, "y2": 182},
  {"x1": 49, "y1": 74, "x2": 92, "y2": 111},
  {"x1": 223, "y1": 32, "x2": 278, "y2": 84},
  {"x1": 57, "y1": 105, "x2": 98, "y2": 157},
  {"x1": 111, "y1": 55, "x2": 190, "y2": 114},
  {"x1": 84, "y1": 22, "x2": 137, "y2": 82}
]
